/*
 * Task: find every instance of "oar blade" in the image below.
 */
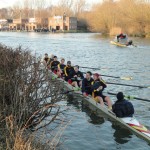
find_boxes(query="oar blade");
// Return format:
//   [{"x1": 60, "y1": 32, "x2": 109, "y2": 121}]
[{"x1": 120, "y1": 76, "x2": 133, "y2": 80}]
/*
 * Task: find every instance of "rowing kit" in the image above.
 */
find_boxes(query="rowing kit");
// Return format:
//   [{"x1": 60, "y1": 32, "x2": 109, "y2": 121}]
[{"x1": 42, "y1": 61, "x2": 150, "y2": 144}]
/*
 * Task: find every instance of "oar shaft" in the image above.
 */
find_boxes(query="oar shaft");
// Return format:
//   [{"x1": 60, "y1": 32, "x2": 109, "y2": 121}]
[
  {"x1": 106, "y1": 82, "x2": 148, "y2": 88},
  {"x1": 101, "y1": 74, "x2": 120, "y2": 78},
  {"x1": 83, "y1": 72, "x2": 120, "y2": 79},
  {"x1": 80, "y1": 66, "x2": 100, "y2": 70},
  {"x1": 108, "y1": 92, "x2": 150, "y2": 102}
]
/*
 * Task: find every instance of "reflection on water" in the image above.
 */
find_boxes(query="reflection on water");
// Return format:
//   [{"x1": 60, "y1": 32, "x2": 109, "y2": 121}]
[
  {"x1": 82, "y1": 105, "x2": 105, "y2": 125},
  {"x1": 112, "y1": 124, "x2": 132, "y2": 144}
]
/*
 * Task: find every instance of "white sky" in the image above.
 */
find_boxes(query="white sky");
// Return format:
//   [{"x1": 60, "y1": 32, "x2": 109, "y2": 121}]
[{"x1": 0, "y1": 0, "x2": 101, "y2": 8}]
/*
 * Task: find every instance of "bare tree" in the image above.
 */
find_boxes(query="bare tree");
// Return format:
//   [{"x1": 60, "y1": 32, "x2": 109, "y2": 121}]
[
  {"x1": 73, "y1": 0, "x2": 86, "y2": 17},
  {"x1": 0, "y1": 44, "x2": 68, "y2": 149}
]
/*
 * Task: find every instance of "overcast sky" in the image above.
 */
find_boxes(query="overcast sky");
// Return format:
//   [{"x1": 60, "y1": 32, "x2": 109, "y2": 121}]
[{"x1": 0, "y1": 0, "x2": 101, "y2": 8}]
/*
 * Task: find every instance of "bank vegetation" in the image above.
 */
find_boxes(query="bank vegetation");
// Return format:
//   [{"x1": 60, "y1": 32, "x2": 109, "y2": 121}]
[
  {"x1": 0, "y1": 0, "x2": 150, "y2": 36},
  {"x1": 0, "y1": 44, "x2": 69, "y2": 150}
]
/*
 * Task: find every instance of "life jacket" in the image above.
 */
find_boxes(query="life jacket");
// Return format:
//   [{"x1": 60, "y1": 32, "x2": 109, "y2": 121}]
[{"x1": 112, "y1": 99, "x2": 134, "y2": 118}]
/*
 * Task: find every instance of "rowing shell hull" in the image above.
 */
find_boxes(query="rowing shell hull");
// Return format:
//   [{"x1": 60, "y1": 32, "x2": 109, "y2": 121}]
[
  {"x1": 49, "y1": 70, "x2": 150, "y2": 144},
  {"x1": 110, "y1": 41, "x2": 127, "y2": 47}
]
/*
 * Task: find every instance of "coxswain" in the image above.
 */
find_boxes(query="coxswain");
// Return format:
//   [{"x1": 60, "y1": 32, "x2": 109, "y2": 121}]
[
  {"x1": 112, "y1": 92, "x2": 134, "y2": 118},
  {"x1": 82, "y1": 71, "x2": 94, "y2": 96},
  {"x1": 50, "y1": 56, "x2": 60, "y2": 73},
  {"x1": 43, "y1": 53, "x2": 49, "y2": 66},
  {"x1": 70, "y1": 65, "x2": 84, "y2": 88},
  {"x1": 57, "y1": 58, "x2": 66, "y2": 78},
  {"x1": 64, "y1": 61, "x2": 74, "y2": 82},
  {"x1": 91, "y1": 73, "x2": 112, "y2": 109}
]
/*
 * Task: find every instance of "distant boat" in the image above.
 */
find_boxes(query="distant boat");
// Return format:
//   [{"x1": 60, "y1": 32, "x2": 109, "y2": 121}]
[
  {"x1": 110, "y1": 41, "x2": 127, "y2": 47},
  {"x1": 110, "y1": 41, "x2": 136, "y2": 48}
]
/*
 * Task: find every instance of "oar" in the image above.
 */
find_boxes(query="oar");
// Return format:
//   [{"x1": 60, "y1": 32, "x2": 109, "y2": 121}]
[
  {"x1": 106, "y1": 82, "x2": 150, "y2": 88},
  {"x1": 82, "y1": 72, "x2": 132, "y2": 80},
  {"x1": 107, "y1": 92, "x2": 150, "y2": 102},
  {"x1": 79, "y1": 66, "x2": 110, "y2": 70},
  {"x1": 101, "y1": 74, "x2": 132, "y2": 80}
]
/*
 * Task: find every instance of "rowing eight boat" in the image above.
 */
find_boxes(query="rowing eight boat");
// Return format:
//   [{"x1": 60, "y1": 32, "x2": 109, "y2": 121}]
[{"x1": 46, "y1": 67, "x2": 150, "y2": 144}]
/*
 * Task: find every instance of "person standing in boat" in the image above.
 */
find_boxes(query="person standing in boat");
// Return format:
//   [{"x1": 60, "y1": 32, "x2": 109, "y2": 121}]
[
  {"x1": 70, "y1": 65, "x2": 84, "y2": 88},
  {"x1": 57, "y1": 58, "x2": 66, "y2": 78},
  {"x1": 82, "y1": 71, "x2": 94, "y2": 96},
  {"x1": 117, "y1": 33, "x2": 127, "y2": 42},
  {"x1": 43, "y1": 53, "x2": 49, "y2": 66},
  {"x1": 91, "y1": 73, "x2": 112, "y2": 110},
  {"x1": 112, "y1": 92, "x2": 134, "y2": 118},
  {"x1": 50, "y1": 56, "x2": 60, "y2": 73},
  {"x1": 64, "y1": 61, "x2": 74, "y2": 82}
]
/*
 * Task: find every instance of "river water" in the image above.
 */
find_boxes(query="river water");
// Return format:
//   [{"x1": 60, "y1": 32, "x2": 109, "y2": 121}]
[{"x1": 0, "y1": 32, "x2": 150, "y2": 149}]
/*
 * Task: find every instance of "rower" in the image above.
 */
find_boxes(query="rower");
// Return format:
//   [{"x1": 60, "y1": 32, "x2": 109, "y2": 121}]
[
  {"x1": 50, "y1": 56, "x2": 60, "y2": 73},
  {"x1": 91, "y1": 73, "x2": 112, "y2": 109},
  {"x1": 82, "y1": 71, "x2": 94, "y2": 96},
  {"x1": 126, "y1": 40, "x2": 135, "y2": 46},
  {"x1": 57, "y1": 58, "x2": 66, "y2": 78},
  {"x1": 70, "y1": 65, "x2": 84, "y2": 88},
  {"x1": 64, "y1": 61, "x2": 74, "y2": 82},
  {"x1": 43, "y1": 53, "x2": 49, "y2": 66},
  {"x1": 47, "y1": 54, "x2": 54, "y2": 68},
  {"x1": 112, "y1": 92, "x2": 134, "y2": 118}
]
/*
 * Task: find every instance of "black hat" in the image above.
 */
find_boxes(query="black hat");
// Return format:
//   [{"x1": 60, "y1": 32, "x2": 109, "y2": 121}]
[
  {"x1": 116, "y1": 92, "x2": 124, "y2": 101},
  {"x1": 67, "y1": 61, "x2": 71, "y2": 64},
  {"x1": 53, "y1": 56, "x2": 57, "y2": 58}
]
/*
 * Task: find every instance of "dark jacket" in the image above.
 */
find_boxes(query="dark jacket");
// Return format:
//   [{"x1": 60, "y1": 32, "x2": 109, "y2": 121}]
[
  {"x1": 112, "y1": 99, "x2": 134, "y2": 118},
  {"x1": 70, "y1": 70, "x2": 84, "y2": 81},
  {"x1": 64, "y1": 65, "x2": 74, "y2": 81},
  {"x1": 82, "y1": 78, "x2": 94, "y2": 95},
  {"x1": 91, "y1": 79, "x2": 107, "y2": 97},
  {"x1": 50, "y1": 61, "x2": 60, "y2": 71},
  {"x1": 44, "y1": 57, "x2": 49, "y2": 63},
  {"x1": 58, "y1": 64, "x2": 66, "y2": 74}
]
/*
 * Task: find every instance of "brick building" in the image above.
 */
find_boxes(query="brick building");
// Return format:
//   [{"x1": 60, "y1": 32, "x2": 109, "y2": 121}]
[{"x1": 48, "y1": 16, "x2": 77, "y2": 31}]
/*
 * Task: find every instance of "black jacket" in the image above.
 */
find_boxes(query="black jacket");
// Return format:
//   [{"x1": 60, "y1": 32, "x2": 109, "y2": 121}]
[
  {"x1": 112, "y1": 99, "x2": 134, "y2": 118},
  {"x1": 82, "y1": 78, "x2": 94, "y2": 95},
  {"x1": 70, "y1": 70, "x2": 84, "y2": 81},
  {"x1": 50, "y1": 61, "x2": 60, "y2": 71},
  {"x1": 91, "y1": 79, "x2": 107, "y2": 97}
]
